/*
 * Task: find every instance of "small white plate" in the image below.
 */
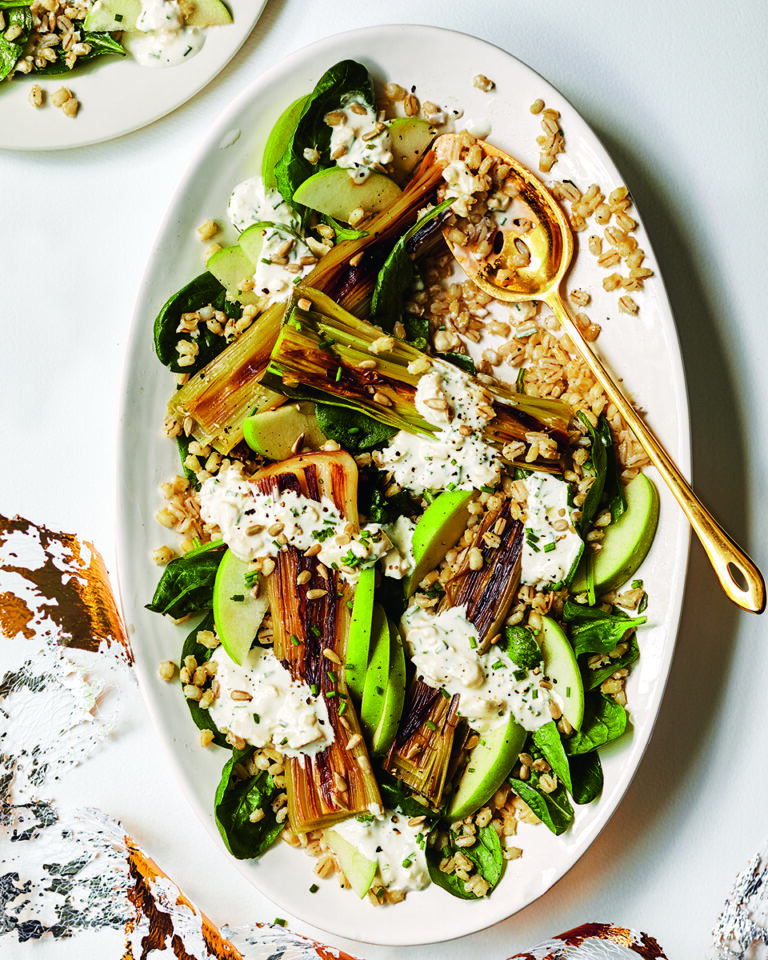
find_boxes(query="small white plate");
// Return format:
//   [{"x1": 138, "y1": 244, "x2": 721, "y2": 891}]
[
  {"x1": 117, "y1": 24, "x2": 691, "y2": 946},
  {"x1": 0, "y1": 0, "x2": 267, "y2": 150}
]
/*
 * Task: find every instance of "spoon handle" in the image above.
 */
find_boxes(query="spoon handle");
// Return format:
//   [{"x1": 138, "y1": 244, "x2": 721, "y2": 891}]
[{"x1": 546, "y1": 291, "x2": 765, "y2": 614}]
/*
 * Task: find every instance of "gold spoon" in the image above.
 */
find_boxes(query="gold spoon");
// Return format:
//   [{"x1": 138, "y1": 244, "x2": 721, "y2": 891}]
[{"x1": 437, "y1": 135, "x2": 765, "y2": 614}]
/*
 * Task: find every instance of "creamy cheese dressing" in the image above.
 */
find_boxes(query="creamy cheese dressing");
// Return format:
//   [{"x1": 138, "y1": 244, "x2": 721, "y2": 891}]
[
  {"x1": 441, "y1": 158, "x2": 489, "y2": 217},
  {"x1": 199, "y1": 465, "x2": 397, "y2": 579},
  {"x1": 401, "y1": 605, "x2": 551, "y2": 732},
  {"x1": 207, "y1": 645, "x2": 333, "y2": 757},
  {"x1": 123, "y1": 0, "x2": 204, "y2": 67},
  {"x1": 374, "y1": 429, "x2": 499, "y2": 495},
  {"x1": 521, "y1": 474, "x2": 583, "y2": 587},
  {"x1": 227, "y1": 177, "x2": 300, "y2": 233},
  {"x1": 331, "y1": 812, "x2": 430, "y2": 892},
  {"x1": 327, "y1": 99, "x2": 393, "y2": 182},
  {"x1": 415, "y1": 364, "x2": 492, "y2": 431},
  {"x1": 381, "y1": 515, "x2": 416, "y2": 579}
]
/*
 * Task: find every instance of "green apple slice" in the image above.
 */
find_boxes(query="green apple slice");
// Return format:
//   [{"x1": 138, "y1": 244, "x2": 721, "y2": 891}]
[
  {"x1": 84, "y1": 0, "x2": 141, "y2": 31},
  {"x1": 404, "y1": 489, "x2": 473, "y2": 597},
  {"x1": 344, "y1": 566, "x2": 376, "y2": 708},
  {"x1": 184, "y1": 0, "x2": 232, "y2": 28},
  {"x1": 212, "y1": 549, "x2": 268, "y2": 665},
  {"x1": 206, "y1": 243, "x2": 262, "y2": 307},
  {"x1": 262, "y1": 94, "x2": 310, "y2": 189},
  {"x1": 324, "y1": 828, "x2": 377, "y2": 898},
  {"x1": 360, "y1": 604, "x2": 390, "y2": 743},
  {"x1": 447, "y1": 714, "x2": 527, "y2": 820},
  {"x1": 243, "y1": 401, "x2": 327, "y2": 461},
  {"x1": 571, "y1": 473, "x2": 660, "y2": 595},
  {"x1": 388, "y1": 117, "x2": 437, "y2": 183},
  {"x1": 539, "y1": 616, "x2": 584, "y2": 730},
  {"x1": 292, "y1": 167, "x2": 401, "y2": 223},
  {"x1": 370, "y1": 619, "x2": 406, "y2": 756}
]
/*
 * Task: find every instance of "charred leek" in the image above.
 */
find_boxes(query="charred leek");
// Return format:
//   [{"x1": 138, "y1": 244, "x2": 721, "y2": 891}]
[
  {"x1": 167, "y1": 303, "x2": 284, "y2": 454},
  {"x1": 252, "y1": 451, "x2": 382, "y2": 832},
  {"x1": 265, "y1": 286, "x2": 571, "y2": 470},
  {"x1": 383, "y1": 501, "x2": 524, "y2": 805}
]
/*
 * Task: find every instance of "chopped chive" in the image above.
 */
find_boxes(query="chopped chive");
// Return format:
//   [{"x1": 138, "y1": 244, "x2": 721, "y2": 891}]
[
  {"x1": 402, "y1": 856, "x2": 413, "y2": 868},
  {"x1": 335, "y1": 367, "x2": 342, "y2": 382},
  {"x1": 326, "y1": 690, "x2": 337, "y2": 698},
  {"x1": 253, "y1": 713, "x2": 260, "y2": 723},
  {"x1": 425, "y1": 720, "x2": 437, "y2": 731},
  {"x1": 566, "y1": 686, "x2": 571, "y2": 697},
  {"x1": 309, "y1": 883, "x2": 319, "y2": 893},
  {"x1": 311, "y1": 625, "x2": 321, "y2": 637},
  {"x1": 339, "y1": 700, "x2": 347, "y2": 714},
  {"x1": 290, "y1": 634, "x2": 300, "y2": 646},
  {"x1": 491, "y1": 660, "x2": 504, "y2": 670},
  {"x1": 327, "y1": 670, "x2": 337, "y2": 683},
  {"x1": 346, "y1": 600, "x2": 354, "y2": 610},
  {"x1": 469, "y1": 636, "x2": 477, "y2": 649},
  {"x1": 543, "y1": 542, "x2": 557, "y2": 553},
  {"x1": 230, "y1": 593, "x2": 244, "y2": 602},
  {"x1": 440, "y1": 687, "x2": 450, "y2": 699},
  {"x1": 274, "y1": 918, "x2": 286, "y2": 927},
  {"x1": 310, "y1": 683, "x2": 318, "y2": 695}
]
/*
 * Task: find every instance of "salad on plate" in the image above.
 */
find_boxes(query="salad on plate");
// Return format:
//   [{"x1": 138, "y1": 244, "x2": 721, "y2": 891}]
[{"x1": 146, "y1": 57, "x2": 660, "y2": 907}]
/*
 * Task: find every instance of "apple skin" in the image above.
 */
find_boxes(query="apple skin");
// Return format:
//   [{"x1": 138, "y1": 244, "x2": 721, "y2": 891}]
[
  {"x1": 262, "y1": 94, "x2": 310, "y2": 189},
  {"x1": 206, "y1": 244, "x2": 262, "y2": 307},
  {"x1": 212, "y1": 549, "x2": 268, "y2": 665},
  {"x1": 360, "y1": 604, "x2": 390, "y2": 743},
  {"x1": 404, "y1": 489, "x2": 473, "y2": 597},
  {"x1": 324, "y1": 828, "x2": 377, "y2": 898},
  {"x1": 243, "y1": 401, "x2": 327, "y2": 461},
  {"x1": 539, "y1": 616, "x2": 584, "y2": 731},
  {"x1": 447, "y1": 714, "x2": 527, "y2": 820},
  {"x1": 571, "y1": 473, "x2": 659, "y2": 595},
  {"x1": 292, "y1": 167, "x2": 401, "y2": 223},
  {"x1": 344, "y1": 566, "x2": 376, "y2": 707},
  {"x1": 370, "y1": 619, "x2": 406, "y2": 756}
]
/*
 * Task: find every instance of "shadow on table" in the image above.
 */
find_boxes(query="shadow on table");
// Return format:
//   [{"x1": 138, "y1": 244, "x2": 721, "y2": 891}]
[{"x1": 488, "y1": 119, "x2": 751, "y2": 936}]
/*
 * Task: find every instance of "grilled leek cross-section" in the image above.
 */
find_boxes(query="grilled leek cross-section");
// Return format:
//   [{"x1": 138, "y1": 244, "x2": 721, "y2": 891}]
[
  {"x1": 265, "y1": 286, "x2": 571, "y2": 471},
  {"x1": 383, "y1": 501, "x2": 525, "y2": 806},
  {"x1": 252, "y1": 450, "x2": 381, "y2": 832},
  {"x1": 383, "y1": 678, "x2": 462, "y2": 803},
  {"x1": 167, "y1": 302, "x2": 285, "y2": 454}
]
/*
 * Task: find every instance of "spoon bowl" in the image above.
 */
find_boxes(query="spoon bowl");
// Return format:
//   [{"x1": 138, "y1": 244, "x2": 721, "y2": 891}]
[{"x1": 437, "y1": 134, "x2": 765, "y2": 614}]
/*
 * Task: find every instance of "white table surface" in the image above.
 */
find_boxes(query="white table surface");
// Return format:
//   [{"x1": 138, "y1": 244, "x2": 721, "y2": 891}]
[{"x1": 2, "y1": 1, "x2": 767, "y2": 957}]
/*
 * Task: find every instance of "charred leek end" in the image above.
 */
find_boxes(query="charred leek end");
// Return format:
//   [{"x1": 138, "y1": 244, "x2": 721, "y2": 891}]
[
  {"x1": 265, "y1": 286, "x2": 571, "y2": 470},
  {"x1": 304, "y1": 147, "x2": 448, "y2": 317},
  {"x1": 382, "y1": 678, "x2": 462, "y2": 806},
  {"x1": 167, "y1": 303, "x2": 284, "y2": 454},
  {"x1": 440, "y1": 499, "x2": 524, "y2": 648},
  {"x1": 253, "y1": 451, "x2": 381, "y2": 832}
]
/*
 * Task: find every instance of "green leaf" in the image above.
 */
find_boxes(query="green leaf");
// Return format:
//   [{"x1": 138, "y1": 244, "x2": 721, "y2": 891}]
[
  {"x1": 569, "y1": 750, "x2": 603, "y2": 805},
  {"x1": 361, "y1": 485, "x2": 413, "y2": 526},
  {"x1": 427, "y1": 823, "x2": 504, "y2": 899},
  {"x1": 577, "y1": 414, "x2": 625, "y2": 533},
  {"x1": 562, "y1": 599, "x2": 646, "y2": 657},
  {"x1": 314, "y1": 401, "x2": 396, "y2": 452},
  {"x1": 584, "y1": 633, "x2": 639, "y2": 690},
  {"x1": 370, "y1": 198, "x2": 452, "y2": 332},
  {"x1": 508, "y1": 776, "x2": 573, "y2": 835},
  {"x1": 378, "y1": 775, "x2": 440, "y2": 822},
  {"x1": 214, "y1": 747, "x2": 284, "y2": 859},
  {"x1": 401, "y1": 314, "x2": 429, "y2": 351},
  {"x1": 180, "y1": 613, "x2": 229, "y2": 748},
  {"x1": 146, "y1": 541, "x2": 225, "y2": 619},
  {"x1": 27, "y1": 28, "x2": 125, "y2": 76},
  {"x1": 153, "y1": 271, "x2": 235, "y2": 374},
  {"x1": 532, "y1": 721, "x2": 572, "y2": 794},
  {"x1": 275, "y1": 59, "x2": 375, "y2": 221},
  {"x1": 442, "y1": 352, "x2": 477, "y2": 376},
  {"x1": 0, "y1": 6, "x2": 31, "y2": 81},
  {"x1": 499, "y1": 625, "x2": 542, "y2": 668},
  {"x1": 563, "y1": 692, "x2": 627, "y2": 755}
]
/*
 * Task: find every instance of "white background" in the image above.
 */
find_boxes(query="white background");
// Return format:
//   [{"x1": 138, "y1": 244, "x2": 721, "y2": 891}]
[{"x1": 2, "y1": 1, "x2": 767, "y2": 958}]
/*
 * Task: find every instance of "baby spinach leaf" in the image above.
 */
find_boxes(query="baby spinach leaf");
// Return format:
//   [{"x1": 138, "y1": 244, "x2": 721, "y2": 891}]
[
  {"x1": 314, "y1": 402, "x2": 396, "y2": 452},
  {"x1": 0, "y1": 6, "x2": 31, "y2": 81},
  {"x1": 562, "y1": 599, "x2": 646, "y2": 656},
  {"x1": 324, "y1": 216, "x2": 368, "y2": 242},
  {"x1": 532, "y1": 721, "x2": 572, "y2": 794},
  {"x1": 569, "y1": 750, "x2": 603, "y2": 805},
  {"x1": 146, "y1": 540, "x2": 225, "y2": 619},
  {"x1": 28, "y1": 28, "x2": 125, "y2": 76},
  {"x1": 443, "y1": 352, "x2": 477, "y2": 376},
  {"x1": 176, "y1": 435, "x2": 200, "y2": 490},
  {"x1": 362, "y1": 486, "x2": 413, "y2": 526},
  {"x1": 378, "y1": 775, "x2": 440, "y2": 822},
  {"x1": 508, "y1": 775, "x2": 573, "y2": 835},
  {"x1": 214, "y1": 747, "x2": 284, "y2": 859},
  {"x1": 563, "y1": 692, "x2": 627, "y2": 755},
  {"x1": 275, "y1": 59, "x2": 374, "y2": 218},
  {"x1": 371, "y1": 199, "x2": 453, "y2": 332},
  {"x1": 180, "y1": 613, "x2": 229, "y2": 748},
  {"x1": 584, "y1": 633, "x2": 639, "y2": 690},
  {"x1": 577, "y1": 414, "x2": 625, "y2": 534},
  {"x1": 427, "y1": 823, "x2": 504, "y2": 899},
  {"x1": 500, "y1": 625, "x2": 542, "y2": 668},
  {"x1": 153, "y1": 271, "x2": 233, "y2": 374},
  {"x1": 402, "y1": 315, "x2": 429, "y2": 351}
]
